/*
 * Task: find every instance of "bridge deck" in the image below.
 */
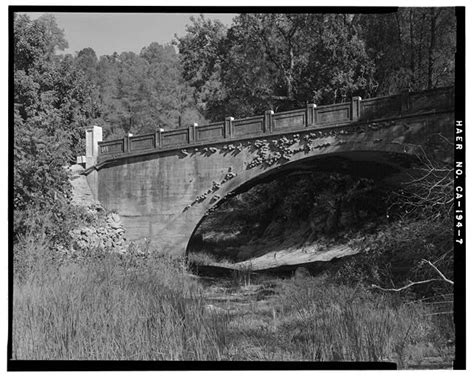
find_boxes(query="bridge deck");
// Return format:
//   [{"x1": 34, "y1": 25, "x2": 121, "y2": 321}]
[{"x1": 96, "y1": 86, "x2": 454, "y2": 165}]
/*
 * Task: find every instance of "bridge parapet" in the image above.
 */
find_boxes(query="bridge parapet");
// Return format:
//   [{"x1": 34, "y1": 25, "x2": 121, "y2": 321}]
[{"x1": 97, "y1": 86, "x2": 454, "y2": 163}]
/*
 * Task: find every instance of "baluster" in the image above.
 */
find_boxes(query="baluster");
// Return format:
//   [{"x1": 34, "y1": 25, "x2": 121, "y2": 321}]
[{"x1": 306, "y1": 104, "x2": 317, "y2": 126}]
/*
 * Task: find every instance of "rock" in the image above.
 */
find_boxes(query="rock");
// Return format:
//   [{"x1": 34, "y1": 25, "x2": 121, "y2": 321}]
[
  {"x1": 68, "y1": 164, "x2": 85, "y2": 179},
  {"x1": 204, "y1": 304, "x2": 227, "y2": 315},
  {"x1": 109, "y1": 222, "x2": 121, "y2": 230},
  {"x1": 107, "y1": 213, "x2": 121, "y2": 223},
  {"x1": 294, "y1": 267, "x2": 310, "y2": 280}
]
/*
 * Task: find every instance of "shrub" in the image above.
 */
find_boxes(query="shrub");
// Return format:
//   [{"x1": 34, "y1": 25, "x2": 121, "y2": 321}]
[{"x1": 333, "y1": 217, "x2": 453, "y2": 298}]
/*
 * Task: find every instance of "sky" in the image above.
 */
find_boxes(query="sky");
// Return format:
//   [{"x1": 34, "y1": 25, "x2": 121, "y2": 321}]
[{"x1": 24, "y1": 12, "x2": 237, "y2": 57}]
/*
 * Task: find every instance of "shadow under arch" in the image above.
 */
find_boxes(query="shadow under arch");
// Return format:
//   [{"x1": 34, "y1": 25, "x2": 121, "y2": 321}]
[{"x1": 184, "y1": 148, "x2": 420, "y2": 256}]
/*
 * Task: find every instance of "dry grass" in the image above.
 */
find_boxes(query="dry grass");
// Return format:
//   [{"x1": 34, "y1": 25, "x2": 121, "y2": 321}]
[
  {"x1": 12, "y1": 241, "x2": 454, "y2": 366},
  {"x1": 213, "y1": 275, "x2": 453, "y2": 366},
  {"x1": 12, "y1": 246, "x2": 228, "y2": 360}
]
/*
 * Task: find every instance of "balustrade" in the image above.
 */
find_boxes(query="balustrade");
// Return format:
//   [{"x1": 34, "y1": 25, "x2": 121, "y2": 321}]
[{"x1": 96, "y1": 86, "x2": 454, "y2": 161}]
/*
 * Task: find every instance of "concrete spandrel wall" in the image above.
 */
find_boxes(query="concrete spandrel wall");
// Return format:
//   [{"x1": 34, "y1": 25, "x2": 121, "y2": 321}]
[{"x1": 98, "y1": 147, "x2": 253, "y2": 246}]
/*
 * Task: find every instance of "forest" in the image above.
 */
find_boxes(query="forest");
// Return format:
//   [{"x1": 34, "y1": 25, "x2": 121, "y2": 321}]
[{"x1": 12, "y1": 10, "x2": 457, "y2": 364}]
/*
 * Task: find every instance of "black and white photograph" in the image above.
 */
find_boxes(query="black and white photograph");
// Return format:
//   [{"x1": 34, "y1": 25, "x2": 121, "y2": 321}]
[{"x1": 8, "y1": 4, "x2": 465, "y2": 370}]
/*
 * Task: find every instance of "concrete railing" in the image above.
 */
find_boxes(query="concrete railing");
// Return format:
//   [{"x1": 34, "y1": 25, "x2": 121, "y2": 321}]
[{"x1": 96, "y1": 86, "x2": 454, "y2": 162}]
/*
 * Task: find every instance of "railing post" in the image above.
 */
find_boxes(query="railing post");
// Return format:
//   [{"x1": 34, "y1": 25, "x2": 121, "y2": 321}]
[
  {"x1": 351, "y1": 96, "x2": 361, "y2": 121},
  {"x1": 400, "y1": 89, "x2": 411, "y2": 114},
  {"x1": 85, "y1": 125, "x2": 103, "y2": 168},
  {"x1": 306, "y1": 103, "x2": 317, "y2": 126},
  {"x1": 188, "y1": 123, "x2": 197, "y2": 143},
  {"x1": 264, "y1": 110, "x2": 274, "y2": 133},
  {"x1": 124, "y1": 135, "x2": 131, "y2": 153},
  {"x1": 225, "y1": 117, "x2": 234, "y2": 138},
  {"x1": 155, "y1": 130, "x2": 159, "y2": 148},
  {"x1": 155, "y1": 128, "x2": 164, "y2": 148}
]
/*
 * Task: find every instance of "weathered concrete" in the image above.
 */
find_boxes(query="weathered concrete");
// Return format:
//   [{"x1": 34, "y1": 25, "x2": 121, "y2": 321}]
[
  {"x1": 84, "y1": 87, "x2": 454, "y2": 256},
  {"x1": 85, "y1": 125, "x2": 102, "y2": 169}
]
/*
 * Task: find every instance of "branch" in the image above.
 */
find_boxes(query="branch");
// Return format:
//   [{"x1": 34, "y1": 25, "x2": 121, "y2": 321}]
[
  {"x1": 436, "y1": 132, "x2": 454, "y2": 146},
  {"x1": 422, "y1": 259, "x2": 454, "y2": 285},
  {"x1": 371, "y1": 259, "x2": 453, "y2": 292},
  {"x1": 371, "y1": 278, "x2": 445, "y2": 292}
]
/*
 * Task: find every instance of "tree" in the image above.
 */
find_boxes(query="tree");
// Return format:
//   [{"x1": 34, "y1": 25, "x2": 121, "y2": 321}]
[
  {"x1": 359, "y1": 8, "x2": 456, "y2": 94},
  {"x1": 174, "y1": 15, "x2": 228, "y2": 121},
  {"x1": 80, "y1": 42, "x2": 204, "y2": 139},
  {"x1": 74, "y1": 47, "x2": 99, "y2": 82},
  {"x1": 13, "y1": 14, "x2": 101, "y2": 240},
  {"x1": 177, "y1": 13, "x2": 377, "y2": 121},
  {"x1": 139, "y1": 43, "x2": 205, "y2": 133}
]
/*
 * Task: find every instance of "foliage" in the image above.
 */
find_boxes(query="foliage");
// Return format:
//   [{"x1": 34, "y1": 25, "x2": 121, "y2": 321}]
[
  {"x1": 390, "y1": 154, "x2": 454, "y2": 222},
  {"x1": 359, "y1": 8, "x2": 456, "y2": 94},
  {"x1": 13, "y1": 14, "x2": 101, "y2": 241},
  {"x1": 177, "y1": 10, "x2": 455, "y2": 121},
  {"x1": 206, "y1": 171, "x2": 387, "y2": 240},
  {"x1": 276, "y1": 279, "x2": 446, "y2": 365},
  {"x1": 12, "y1": 246, "x2": 228, "y2": 360},
  {"x1": 75, "y1": 43, "x2": 205, "y2": 139},
  {"x1": 331, "y1": 152, "x2": 454, "y2": 297},
  {"x1": 12, "y1": 240, "x2": 453, "y2": 364},
  {"x1": 175, "y1": 15, "x2": 228, "y2": 110},
  {"x1": 334, "y1": 217, "x2": 453, "y2": 296},
  {"x1": 176, "y1": 13, "x2": 377, "y2": 120}
]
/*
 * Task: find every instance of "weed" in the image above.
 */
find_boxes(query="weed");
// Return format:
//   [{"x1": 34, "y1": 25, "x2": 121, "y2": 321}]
[
  {"x1": 12, "y1": 243, "x2": 454, "y2": 365},
  {"x1": 12, "y1": 245, "x2": 228, "y2": 360}
]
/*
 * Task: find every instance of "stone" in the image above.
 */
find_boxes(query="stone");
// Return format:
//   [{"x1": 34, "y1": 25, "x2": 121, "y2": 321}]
[
  {"x1": 294, "y1": 267, "x2": 310, "y2": 280},
  {"x1": 108, "y1": 213, "x2": 121, "y2": 223}
]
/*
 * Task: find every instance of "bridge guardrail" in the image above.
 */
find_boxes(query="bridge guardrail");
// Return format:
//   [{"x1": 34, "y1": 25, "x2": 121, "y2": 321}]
[
  {"x1": 195, "y1": 121, "x2": 225, "y2": 142},
  {"x1": 98, "y1": 86, "x2": 454, "y2": 160}
]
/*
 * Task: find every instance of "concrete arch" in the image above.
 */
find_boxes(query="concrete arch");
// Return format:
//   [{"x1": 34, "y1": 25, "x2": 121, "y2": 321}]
[
  {"x1": 147, "y1": 141, "x2": 420, "y2": 257},
  {"x1": 90, "y1": 110, "x2": 453, "y2": 257}
]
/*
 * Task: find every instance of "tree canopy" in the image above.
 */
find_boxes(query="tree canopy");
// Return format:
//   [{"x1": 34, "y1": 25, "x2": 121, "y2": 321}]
[{"x1": 176, "y1": 10, "x2": 456, "y2": 121}]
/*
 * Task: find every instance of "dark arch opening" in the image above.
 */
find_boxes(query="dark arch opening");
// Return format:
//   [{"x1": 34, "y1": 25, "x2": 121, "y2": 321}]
[{"x1": 186, "y1": 150, "x2": 419, "y2": 265}]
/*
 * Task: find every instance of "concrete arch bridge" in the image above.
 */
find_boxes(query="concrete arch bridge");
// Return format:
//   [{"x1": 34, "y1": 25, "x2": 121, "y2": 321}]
[{"x1": 83, "y1": 86, "x2": 454, "y2": 256}]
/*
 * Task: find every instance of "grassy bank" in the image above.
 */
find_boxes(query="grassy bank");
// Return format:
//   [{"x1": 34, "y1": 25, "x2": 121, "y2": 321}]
[
  {"x1": 12, "y1": 245, "x2": 228, "y2": 360},
  {"x1": 223, "y1": 276, "x2": 453, "y2": 365},
  {"x1": 12, "y1": 243, "x2": 453, "y2": 365}
]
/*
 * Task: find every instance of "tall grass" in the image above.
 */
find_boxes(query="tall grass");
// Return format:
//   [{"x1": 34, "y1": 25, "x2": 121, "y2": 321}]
[
  {"x1": 223, "y1": 276, "x2": 453, "y2": 365},
  {"x1": 12, "y1": 240, "x2": 453, "y2": 365},
  {"x1": 12, "y1": 243, "x2": 228, "y2": 360},
  {"x1": 276, "y1": 278, "x2": 431, "y2": 365}
]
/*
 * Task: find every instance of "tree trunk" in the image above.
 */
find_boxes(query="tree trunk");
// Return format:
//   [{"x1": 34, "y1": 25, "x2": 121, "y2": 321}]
[
  {"x1": 285, "y1": 44, "x2": 295, "y2": 100},
  {"x1": 428, "y1": 9, "x2": 437, "y2": 89},
  {"x1": 325, "y1": 199, "x2": 341, "y2": 234},
  {"x1": 409, "y1": 10, "x2": 416, "y2": 87},
  {"x1": 395, "y1": 12, "x2": 404, "y2": 66},
  {"x1": 417, "y1": 12, "x2": 426, "y2": 87}
]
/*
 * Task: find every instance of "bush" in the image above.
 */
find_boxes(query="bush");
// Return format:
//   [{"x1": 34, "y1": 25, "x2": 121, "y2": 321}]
[{"x1": 333, "y1": 217, "x2": 453, "y2": 298}]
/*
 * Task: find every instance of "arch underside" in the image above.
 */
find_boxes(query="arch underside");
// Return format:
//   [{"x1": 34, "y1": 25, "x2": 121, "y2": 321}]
[{"x1": 185, "y1": 148, "x2": 419, "y2": 255}]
